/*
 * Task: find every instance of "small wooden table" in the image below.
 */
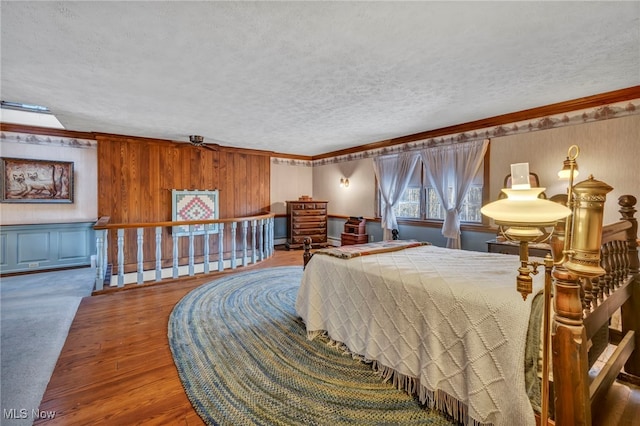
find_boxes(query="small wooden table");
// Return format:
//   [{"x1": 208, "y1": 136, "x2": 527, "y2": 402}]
[{"x1": 486, "y1": 238, "x2": 551, "y2": 257}]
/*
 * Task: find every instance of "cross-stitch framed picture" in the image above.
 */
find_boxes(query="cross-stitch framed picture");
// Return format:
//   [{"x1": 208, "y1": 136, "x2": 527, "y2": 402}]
[{"x1": 171, "y1": 189, "x2": 219, "y2": 236}]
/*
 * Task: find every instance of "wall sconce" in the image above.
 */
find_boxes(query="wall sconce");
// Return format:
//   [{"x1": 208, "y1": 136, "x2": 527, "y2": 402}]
[
  {"x1": 340, "y1": 178, "x2": 350, "y2": 188},
  {"x1": 557, "y1": 145, "x2": 580, "y2": 180}
]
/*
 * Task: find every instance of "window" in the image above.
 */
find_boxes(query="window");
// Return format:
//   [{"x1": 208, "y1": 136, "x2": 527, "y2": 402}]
[
  {"x1": 383, "y1": 158, "x2": 486, "y2": 224},
  {"x1": 0, "y1": 100, "x2": 64, "y2": 129},
  {"x1": 392, "y1": 163, "x2": 421, "y2": 219}
]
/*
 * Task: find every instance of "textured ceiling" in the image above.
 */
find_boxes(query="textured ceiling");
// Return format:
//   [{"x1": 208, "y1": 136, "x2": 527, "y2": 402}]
[{"x1": 1, "y1": 1, "x2": 639, "y2": 156}]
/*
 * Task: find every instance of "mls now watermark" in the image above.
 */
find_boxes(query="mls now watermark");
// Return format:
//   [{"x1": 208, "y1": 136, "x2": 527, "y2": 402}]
[{"x1": 3, "y1": 408, "x2": 57, "y2": 420}]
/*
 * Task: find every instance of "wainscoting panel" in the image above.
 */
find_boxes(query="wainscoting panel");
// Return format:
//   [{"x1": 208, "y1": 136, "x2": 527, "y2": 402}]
[
  {"x1": 59, "y1": 229, "x2": 92, "y2": 260},
  {"x1": 0, "y1": 233, "x2": 7, "y2": 268},
  {"x1": 1, "y1": 222, "x2": 95, "y2": 274},
  {"x1": 17, "y1": 231, "x2": 50, "y2": 263}
]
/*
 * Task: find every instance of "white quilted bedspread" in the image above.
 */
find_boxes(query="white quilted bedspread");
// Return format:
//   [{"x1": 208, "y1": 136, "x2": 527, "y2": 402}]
[{"x1": 295, "y1": 244, "x2": 544, "y2": 426}]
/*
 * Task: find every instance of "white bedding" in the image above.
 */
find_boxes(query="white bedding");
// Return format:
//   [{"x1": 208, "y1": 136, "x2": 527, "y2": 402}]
[{"x1": 295, "y1": 244, "x2": 544, "y2": 426}]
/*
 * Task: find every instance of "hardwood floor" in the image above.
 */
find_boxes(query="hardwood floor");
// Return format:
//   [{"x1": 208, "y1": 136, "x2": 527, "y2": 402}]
[{"x1": 36, "y1": 247, "x2": 639, "y2": 425}]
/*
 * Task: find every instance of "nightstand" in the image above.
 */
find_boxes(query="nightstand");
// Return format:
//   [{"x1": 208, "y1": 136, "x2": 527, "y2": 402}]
[
  {"x1": 341, "y1": 217, "x2": 367, "y2": 246},
  {"x1": 486, "y1": 238, "x2": 551, "y2": 257}
]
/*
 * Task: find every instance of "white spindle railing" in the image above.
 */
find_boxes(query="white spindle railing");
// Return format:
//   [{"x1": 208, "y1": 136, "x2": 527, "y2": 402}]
[{"x1": 93, "y1": 213, "x2": 275, "y2": 291}]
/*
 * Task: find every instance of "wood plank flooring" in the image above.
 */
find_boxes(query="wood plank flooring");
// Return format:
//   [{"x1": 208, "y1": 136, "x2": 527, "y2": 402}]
[{"x1": 36, "y1": 248, "x2": 639, "y2": 425}]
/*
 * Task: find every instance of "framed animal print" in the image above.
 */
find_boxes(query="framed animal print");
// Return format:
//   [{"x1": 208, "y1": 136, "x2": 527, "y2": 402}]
[{"x1": 1, "y1": 157, "x2": 74, "y2": 203}]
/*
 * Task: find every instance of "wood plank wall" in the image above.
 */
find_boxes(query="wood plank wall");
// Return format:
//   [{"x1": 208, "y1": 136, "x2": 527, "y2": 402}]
[{"x1": 96, "y1": 134, "x2": 270, "y2": 272}]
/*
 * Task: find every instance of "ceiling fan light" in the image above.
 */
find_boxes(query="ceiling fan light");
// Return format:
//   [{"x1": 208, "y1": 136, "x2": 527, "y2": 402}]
[{"x1": 189, "y1": 135, "x2": 204, "y2": 146}]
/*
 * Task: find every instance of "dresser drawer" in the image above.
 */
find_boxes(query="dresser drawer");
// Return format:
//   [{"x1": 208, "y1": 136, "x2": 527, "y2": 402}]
[
  {"x1": 293, "y1": 221, "x2": 326, "y2": 229},
  {"x1": 292, "y1": 228, "x2": 325, "y2": 236},
  {"x1": 292, "y1": 209, "x2": 326, "y2": 216},
  {"x1": 291, "y1": 234, "x2": 327, "y2": 244},
  {"x1": 293, "y1": 217, "x2": 325, "y2": 225},
  {"x1": 289, "y1": 202, "x2": 327, "y2": 210}
]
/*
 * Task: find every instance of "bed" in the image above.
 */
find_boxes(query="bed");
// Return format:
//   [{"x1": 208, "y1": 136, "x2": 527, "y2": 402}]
[{"x1": 295, "y1": 195, "x2": 639, "y2": 426}]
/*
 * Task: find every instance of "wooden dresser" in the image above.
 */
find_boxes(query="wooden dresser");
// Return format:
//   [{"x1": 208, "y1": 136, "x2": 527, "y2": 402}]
[{"x1": 286, "y1": 200, "x2": 328, "y2": 250}]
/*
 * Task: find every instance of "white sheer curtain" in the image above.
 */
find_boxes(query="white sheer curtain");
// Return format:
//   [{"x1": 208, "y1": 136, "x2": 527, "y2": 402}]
[
  {"x1": 373, "y1": 152, "x2": 419, "y2": 241},
  {"x1": 420, "y1": 139, "x2": 489, "y2": 249}
]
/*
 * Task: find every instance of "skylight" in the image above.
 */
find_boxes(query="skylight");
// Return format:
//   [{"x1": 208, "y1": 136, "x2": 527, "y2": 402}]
[{"x1": 0, "y1": 100, "x2": 65, "y2": 129}]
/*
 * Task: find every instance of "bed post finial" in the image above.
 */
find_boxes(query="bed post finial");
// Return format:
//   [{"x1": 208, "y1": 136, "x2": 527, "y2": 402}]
[
  {"x1": 303, "y1": 237, "x2": 313, "y2": 269},
  {"x1": 619, "y1": 195, "x2": 638, "y2": 274}
]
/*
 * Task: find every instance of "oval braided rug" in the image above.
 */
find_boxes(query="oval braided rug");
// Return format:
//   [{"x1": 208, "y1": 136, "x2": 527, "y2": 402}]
[{"x1": 168, "y1": 266, "x2": 456, "y2": 425}]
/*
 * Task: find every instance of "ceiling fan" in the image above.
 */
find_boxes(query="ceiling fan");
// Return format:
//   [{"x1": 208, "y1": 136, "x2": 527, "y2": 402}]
[{"x1": 186, "y1": 135, "x2": 217, "y2": 151}]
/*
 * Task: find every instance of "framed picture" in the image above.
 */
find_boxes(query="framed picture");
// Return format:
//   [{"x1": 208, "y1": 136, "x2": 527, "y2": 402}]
[
  {"x1": 1, "y1": 157, "x2": 74, "y2": 203},
  {"x1": 171, "y1": 189, "x2": 219, "y2": 236}
]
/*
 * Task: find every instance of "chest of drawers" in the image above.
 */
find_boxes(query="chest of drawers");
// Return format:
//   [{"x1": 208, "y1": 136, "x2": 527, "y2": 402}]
[{"x1": 286, "y1": 200, "x2": 328, "y2": 250}]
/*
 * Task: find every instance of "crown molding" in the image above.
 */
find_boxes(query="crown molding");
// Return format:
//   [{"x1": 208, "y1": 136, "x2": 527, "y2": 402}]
[
  {"x1": 302, "y1": 86, "x2": 640, "y2": 166},
  {"x1": 0, "y1": 124, "x2": 96, "y2": 149},
  {"x1": 3, "y1": 86, "x2": 638, "y2": 163}
]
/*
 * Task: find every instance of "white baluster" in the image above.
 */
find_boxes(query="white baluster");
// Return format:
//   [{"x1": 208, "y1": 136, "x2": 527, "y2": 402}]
[
  {"x1": 242, "y1": 220, "x2": 249, "y2": 266},
  {"x1": 259, "y1": 219, "x2": 265, "y2": 261},
  {"x1": 155, "y1": 226, "x2": 162, "y2": 281},
  {"x1": 103, "y1": 229, "x2": 109, "y2": 280},
  {"x1": 136, "y1": 228, "x2": 144, "y2": 284},
  {"x1": 231, "y1": 221, "x2": 237, "y2": 269},
  {"x1": 251, "y1": 220, "x2": 257, "y2": 264},
  {"x1": 204, "y1": 224, "x2": 210, "y2": 274},
  {"x1": 188, "y1": 224, "x2": 195, "y2": 276},
  {"x1": 172, "y1": 228, "x2": 179, "y2": 279},
  {"x1": 117, "y1": 228, "x2": 125, "y2": 287},
  {"x1": 268, "y1": 217, "x2": 274, "y2": 257},
  {"x1": 95, "y1": 229, "x2": 105, "y2": 291},
  {"x1": 270, "y1": 217, "x2": 275, "y2": 256},
  {"x1": 218, "y1": 223, "x2": 225, "y2": 271}
]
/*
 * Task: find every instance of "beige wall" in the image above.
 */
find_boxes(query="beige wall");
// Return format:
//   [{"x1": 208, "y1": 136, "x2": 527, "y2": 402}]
[
  {"x1": 0, "y1": 140, "x2": 98, "y2": 224},
  {"x1": 312, "y1": 158, "x2": 377, "y2": 217},
  {"x1": 489, "y1": 114, "x2": 640, "y2": 223},
  {"x1": 269, "y1": 162, "x2": 313, "y2": 214},
  {"x1": 269, "y1": 158, "x2": 377, "y2": 218},
  {"x1": 270, "y1": 114, "x2": 639, "y2": 225}
]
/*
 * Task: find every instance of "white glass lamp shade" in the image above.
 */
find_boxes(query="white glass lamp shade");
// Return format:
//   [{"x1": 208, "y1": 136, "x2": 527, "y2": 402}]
[
  {"x1": 481, "y1": 187, "x2": 572, "y2": 227},
  {"x1": 558, "y1": 145, "x2": 580, "y2": 180},
  {"x1": 557, "y1": 161, "x2": 579, "y2": 180},
  {"x1": 504, "y1": 226, "x2": 544, "y2": 240}
]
